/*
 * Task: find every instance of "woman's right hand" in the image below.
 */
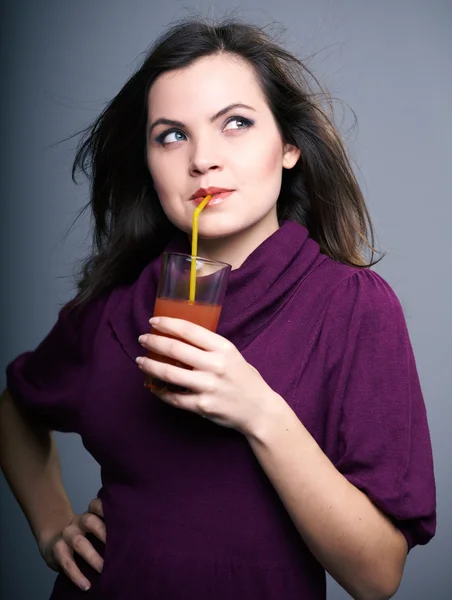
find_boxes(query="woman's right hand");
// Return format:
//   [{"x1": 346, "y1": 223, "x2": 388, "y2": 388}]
[{"x1": 39, "y1": 497, "x2": 106, "y2": 592}]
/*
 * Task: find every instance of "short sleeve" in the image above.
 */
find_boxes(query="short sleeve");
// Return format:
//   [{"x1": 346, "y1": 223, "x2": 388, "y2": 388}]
[
  {"x1": 6, "y1": 293, "x2": 109, "y2": 433},
  {"x1": 323, "y1": 270, "x2": 436, "y2": 551}
]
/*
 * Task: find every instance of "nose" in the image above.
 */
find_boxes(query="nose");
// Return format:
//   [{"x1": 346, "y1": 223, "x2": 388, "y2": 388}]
[{"x1": 188, "y1": 138, "x2": 223, "y2": 176}]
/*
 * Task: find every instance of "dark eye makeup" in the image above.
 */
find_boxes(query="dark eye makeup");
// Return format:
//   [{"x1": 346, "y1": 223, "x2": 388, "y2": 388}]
[{"x1": 154, "y1": 115, "x2": 255, "y2": 146}]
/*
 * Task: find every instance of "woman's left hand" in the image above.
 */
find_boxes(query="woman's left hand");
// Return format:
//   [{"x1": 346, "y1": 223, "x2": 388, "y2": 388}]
[{"x1": 136, "y1": 317, "x2": 281, "y2": 437}]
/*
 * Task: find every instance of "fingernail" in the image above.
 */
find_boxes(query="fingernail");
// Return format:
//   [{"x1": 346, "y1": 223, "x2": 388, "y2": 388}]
[
  {"x1": 82, "y1": 583, "x2": 91, "y2": 591},
  {"x1": 150, "y1": 317, "x2": 160, "y2": 326},
  {"x1": 138, "y1": 335, "x2": 147, "y2": 344},
  {"x1": 136, "y1": 356, "x2": 144, "y2": 366}
]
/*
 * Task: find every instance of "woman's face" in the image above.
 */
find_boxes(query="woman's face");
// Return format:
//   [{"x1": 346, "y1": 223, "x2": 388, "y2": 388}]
[{"x1": 146, "y1": 53, "x2": 300, "y2": 240}]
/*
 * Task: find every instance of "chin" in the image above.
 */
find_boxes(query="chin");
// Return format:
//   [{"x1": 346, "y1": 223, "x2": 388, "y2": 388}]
[
  {"x1": 202, "y1": 213, "x2": 275, "y2": 238},
  {"x1": 197, "y1": 219, "x2": 251, "y2": 240},
  {"x1": 197, "y1": 228, "x2": 236, "y2": 240}
]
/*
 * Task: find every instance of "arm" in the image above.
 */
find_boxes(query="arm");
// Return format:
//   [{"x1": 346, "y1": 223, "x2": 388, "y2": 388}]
[
  {"x1": 0, "y1": 388, "x2": 75, "y2": 552},
  {"x1": 136, "y1": 284, "x2": 434, "y2": 599},
  {"x1": 247, "y1": 395, "x2": 407, "y2": 600},
  {"x1": 0, "y1": 387, "x2": 106, "y2": 591},
  {"x1": 2, "y1": 294, "x2": 111, "y2": 590}
]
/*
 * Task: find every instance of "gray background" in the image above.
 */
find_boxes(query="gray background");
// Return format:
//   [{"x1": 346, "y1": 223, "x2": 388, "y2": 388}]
[{"x1": 1, "y1": 0, "x2": 451, "y2": 598}]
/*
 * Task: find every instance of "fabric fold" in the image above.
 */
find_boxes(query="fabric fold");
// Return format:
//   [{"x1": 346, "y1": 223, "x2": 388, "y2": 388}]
[{"x1": 108, "y1": 220, "x2": 326, "y2": 358}]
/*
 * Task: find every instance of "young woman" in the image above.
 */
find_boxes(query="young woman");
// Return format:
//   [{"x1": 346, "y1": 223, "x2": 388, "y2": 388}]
[{"x1": 0, "y1": 18, "x2": 436, "y2": 600}]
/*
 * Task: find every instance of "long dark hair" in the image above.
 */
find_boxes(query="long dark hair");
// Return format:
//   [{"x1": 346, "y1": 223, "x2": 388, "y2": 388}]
[{"x1": 71, "y1": 17, "x2": 381, "y2": 308}]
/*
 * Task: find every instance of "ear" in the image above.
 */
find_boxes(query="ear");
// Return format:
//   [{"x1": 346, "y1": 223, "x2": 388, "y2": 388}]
[{"x1": 282, "y1": 144, "x2": 301, "y2": 169}]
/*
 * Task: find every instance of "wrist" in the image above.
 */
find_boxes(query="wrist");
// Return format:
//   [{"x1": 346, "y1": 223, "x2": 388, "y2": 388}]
[
  {"x1": 244, "y1": 390, "x2": 295, "y2": 444},
  {"x1": 37, "y1": 529, "x2": 63, "y2": 570},
  {"x1": 36, "y1": 509, "x2": 75, "y2": 551}
]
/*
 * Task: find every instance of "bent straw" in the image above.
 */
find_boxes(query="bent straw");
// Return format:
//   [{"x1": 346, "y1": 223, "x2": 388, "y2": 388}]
[{"x1": 189, "y1": 195, "x2": 212, "y2": 302}]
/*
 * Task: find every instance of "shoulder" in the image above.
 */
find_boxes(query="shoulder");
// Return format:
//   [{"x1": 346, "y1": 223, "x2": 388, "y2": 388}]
[
  {"x1": 36, "y1": 288, "x2": 119, "y2": 363},
  {"x1": 318, "y1": 257, "x2": 404, "y2": 324},
  {"x1": 313, "y1": 260, "x2": 411, "y2": 370},
  {"x1": 59, "y1": 288, "x2": 115, "y2": 331}
]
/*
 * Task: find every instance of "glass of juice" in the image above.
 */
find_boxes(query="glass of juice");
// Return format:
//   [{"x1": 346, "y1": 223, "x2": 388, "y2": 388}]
[{"x1": 145, "y1": 252, "x2": 232, "y2": 393}]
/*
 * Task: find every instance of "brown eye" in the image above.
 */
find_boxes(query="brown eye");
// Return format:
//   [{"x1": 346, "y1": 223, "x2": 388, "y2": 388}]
[{"x1": 223, "y1": 116, "x2": 254, "y2": 131}]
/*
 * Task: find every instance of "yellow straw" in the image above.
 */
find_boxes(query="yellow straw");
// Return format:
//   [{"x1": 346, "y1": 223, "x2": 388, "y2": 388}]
[{"x1": 189, "y1": 195, "x2": 212, "y2": 302}]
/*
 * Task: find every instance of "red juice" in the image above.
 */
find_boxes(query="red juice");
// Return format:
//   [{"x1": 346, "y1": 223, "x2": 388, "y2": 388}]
[{"x1": 145, "y1": 297, "x2": 222, "y2": 392}]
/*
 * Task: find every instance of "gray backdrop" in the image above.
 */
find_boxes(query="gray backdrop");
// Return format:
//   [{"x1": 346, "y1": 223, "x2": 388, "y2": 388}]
[{"x1": 1, "y1": 0, "x2": 451, "y2": 598}]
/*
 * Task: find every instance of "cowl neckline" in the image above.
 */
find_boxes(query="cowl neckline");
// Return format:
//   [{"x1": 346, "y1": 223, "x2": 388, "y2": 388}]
[{"x1": 108, "y1": 221, "x2": 326, "y2": 361}]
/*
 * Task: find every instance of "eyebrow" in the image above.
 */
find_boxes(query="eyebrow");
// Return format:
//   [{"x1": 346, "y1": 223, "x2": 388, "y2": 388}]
[{"x1": 147, "y1": 103, "x2": 256, "y2": 137}]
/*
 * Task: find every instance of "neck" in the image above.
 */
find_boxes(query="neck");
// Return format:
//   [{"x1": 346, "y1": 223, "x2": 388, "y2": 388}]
[{"x1": 191, "y1": 212, "x2": 280, "y2": 270}]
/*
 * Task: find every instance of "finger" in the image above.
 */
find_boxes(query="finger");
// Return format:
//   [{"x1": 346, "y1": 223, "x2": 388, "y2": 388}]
[
  {"x1": 53, "y1": 541, "x2": 92, "y2": 592},
  {"x1": 156, "y1": 387, "x2": 208, "y2": 416},
  {"x1": 138, "y1": 333, "x2": 213, "y2": 371},
  {"x1": 149, "y1": 317, "x2": 228, "y2": 352},
  {"x1": 88, "y1": 497, "x2": 104, "y2": 519},
  {"x1": 69, "y1": 533, "x2": 104, "y2": 574},
  {"x1": 81, "y1": 512, "x2": 107, "y2": 544},
  {"x1": 137, "y1": 356, "x2": 209, "y2": 392}
]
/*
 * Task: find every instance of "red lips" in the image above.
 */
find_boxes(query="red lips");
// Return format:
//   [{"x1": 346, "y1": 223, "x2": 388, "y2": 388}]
[{"x1": 190, "y1": 186, "x2": 234, "y2": 201}]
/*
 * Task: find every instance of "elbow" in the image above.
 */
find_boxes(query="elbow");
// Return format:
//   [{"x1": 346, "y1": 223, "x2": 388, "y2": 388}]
[
  {"x1": 337, "y1": 569, "x2": 402, "y2": 600},
  {"x1": 355, "y1": 589, "x2": 398, "y2": 600},
  {"x1": 355, "y1": 588, "x2": 399, "y2": 600},
  {"x1": 375, "y1": 576, "x2": 403, "y2": 600},
  {"x1": 351, "y1": 533, "x2": 407, "y2": 600},
  {"x1": 351, "y1": 564, "x2": 404, "y2": 600}
]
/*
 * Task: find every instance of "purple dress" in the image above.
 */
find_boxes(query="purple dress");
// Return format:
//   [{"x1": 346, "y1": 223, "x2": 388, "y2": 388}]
[{"x1": 6, "y1": 221, "x2": 436, "y2": 599}]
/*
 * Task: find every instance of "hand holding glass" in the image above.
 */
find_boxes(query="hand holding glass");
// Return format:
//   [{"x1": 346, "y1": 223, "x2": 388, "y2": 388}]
[{"x1": 145, "y1": 252, "x2": 231, "y2": 392}]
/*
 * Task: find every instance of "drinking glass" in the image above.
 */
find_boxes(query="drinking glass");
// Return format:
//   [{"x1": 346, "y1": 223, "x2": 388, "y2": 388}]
[{"x1": 145, "y1": 252, "x2": 231, "y2": 392}]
